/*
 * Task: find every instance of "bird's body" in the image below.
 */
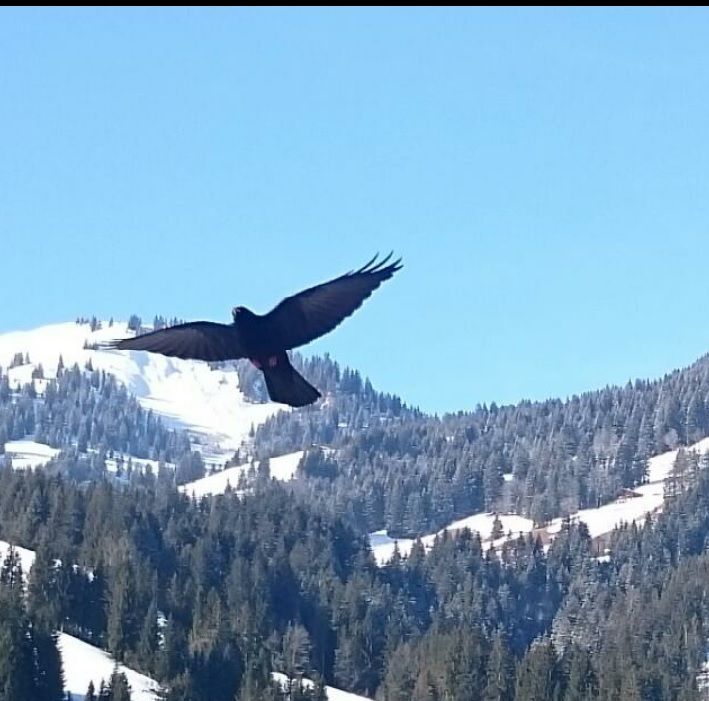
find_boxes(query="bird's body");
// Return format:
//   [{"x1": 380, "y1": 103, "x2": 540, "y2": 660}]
[{"x1": 102, "y1": 254, "x2": 402, "y2": 407}]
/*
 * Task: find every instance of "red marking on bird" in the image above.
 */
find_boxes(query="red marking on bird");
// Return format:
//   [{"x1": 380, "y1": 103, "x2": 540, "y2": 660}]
[
  {"x1": 268, "y1": 356, "x2": 278, "y2": 367},
  {"x1": 250, "y1": 358, "x2": 262, "y2": 369}
]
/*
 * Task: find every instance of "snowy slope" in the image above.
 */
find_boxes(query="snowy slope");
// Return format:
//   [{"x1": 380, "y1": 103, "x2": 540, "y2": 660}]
[
  {"x1": 370, "y1": 513, "x2": 535, "y2": 566},
  {"x1": 545, "y1": 435, "x2": 709, "y2": 540},
  {"x1": 273, "y1": 672, "x2": 373, "y2": 701},
  {"x1": 104, "y1": 452, "x2": 166, "y2": 476},
  {"x1": 0, "y1": 536, "x2": 160, "y2": 699},
  {"x1": 370, "y1": 437, "x2": 709, "y2": 565},
  {"x1": 180, "y1": 450, "x2": 305, "y2": 498},
  {"x1": 59, "y1": 633, "x2": 161, "y2": 701},
  {"x1": 0, "y1": 321, "x2": 286, "y2": 463},
  {"x1": 4, "y1": 440, "x2": 60, "y2": 470},
  {"x1": 58, "y1": 625, "x2": 367, "y2": 701},
  {"x1": 0, "y1": 535, "x2": 361, "y2": 701}
]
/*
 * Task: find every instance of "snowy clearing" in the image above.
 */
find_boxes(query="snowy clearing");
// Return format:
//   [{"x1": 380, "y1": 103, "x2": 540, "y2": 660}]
[
  {"x1": 59, "y1": 633, "x2": 161, "y2": 701},
  {"x1": 545, "y1": 435, "x2": 709, "y2": 539},
  {"x1": 273, "y1": 672, "x2": 373, "y2": 701},
  {"x1": 4, "y1": 440, "x2": 60, "y2": 470},
  {"x1": 370, "y1": 436, "x2": 709, "y2": 565},
  {"x1": 103, "y1": 452, "x2": 168, "y2": 476},
  {"x1": 180, "y1": 450, "x2": 305, "y2": 498},
  {"x1": 370, "y1": 513, "x2": 535, "y2": 566}
]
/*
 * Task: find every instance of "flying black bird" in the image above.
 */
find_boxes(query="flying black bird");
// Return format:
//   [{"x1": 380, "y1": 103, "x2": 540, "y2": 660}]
[{"x1": 102, "y1": 254, "x2": 402, "y2": 407}]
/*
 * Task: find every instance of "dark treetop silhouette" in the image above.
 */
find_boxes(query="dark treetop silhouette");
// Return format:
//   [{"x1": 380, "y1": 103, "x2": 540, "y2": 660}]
[{"x1": 103, "y1": 254, "x2": 402, "y2": 407}]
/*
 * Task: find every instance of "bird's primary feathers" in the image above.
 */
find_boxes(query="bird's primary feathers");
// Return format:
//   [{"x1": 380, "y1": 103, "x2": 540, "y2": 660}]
[{"x1": 102, "y1": 253, "x2": 402, "y2": 407}]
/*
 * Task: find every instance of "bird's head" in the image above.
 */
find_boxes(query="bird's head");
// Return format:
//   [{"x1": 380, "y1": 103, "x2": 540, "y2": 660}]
[{"x1": 232, "y1": 306, "x2": 254, "y2": 322}]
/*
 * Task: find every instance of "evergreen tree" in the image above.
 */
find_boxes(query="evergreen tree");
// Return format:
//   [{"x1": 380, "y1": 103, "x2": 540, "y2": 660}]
[
  {"x1": 84, "y1": 680, "x2": 97, "y2": 701},
  {"x1": 0, "y1": 582, "x2": 34, "y2": 700},
  {"x1": 137, "y1": 596, "x2": 159, "y2": 674},
  {"x1": 490, "y1": 514, "x2": 505, "y2": 541},
  {"x1": 279, "y1": 623, "x2": 312, "y2": 683},
  {"x1": 32, "y1": 627, "x2": 65, "y2": 701},
  {"x1": 483, "y1": 632, "x2": 515, "y2": 701},
  {"x1": 514, "y1": 639, "x2": 560, "y2": 701},
  {"x1": 106, "y1": 549, "x2": 138, "y2": 659},
  {"x1": 107, "y1": 667, "x2": 133, "y2": 701},
  {"x1": 563, "y1": 645, "x2": 596, "y2": 701}
]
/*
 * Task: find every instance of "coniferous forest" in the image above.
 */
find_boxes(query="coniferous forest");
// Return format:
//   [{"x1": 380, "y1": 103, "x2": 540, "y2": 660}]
[{"x1": 3, "y1": 323, "x2": 709, "y2": 699}]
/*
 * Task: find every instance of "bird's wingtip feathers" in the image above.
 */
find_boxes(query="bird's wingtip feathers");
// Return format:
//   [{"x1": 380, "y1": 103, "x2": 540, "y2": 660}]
[
  {"x1": 95, "y1": 340, "x2": 121, "y2": 351},
  {"x1": 354, "y1": 252, "x2": 403, "y2": 277},
  {"x1": 95, "y1": 338, "x2": 140, "y2": 352}
]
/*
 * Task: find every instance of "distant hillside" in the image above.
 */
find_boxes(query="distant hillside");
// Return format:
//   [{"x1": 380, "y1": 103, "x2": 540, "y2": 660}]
[{"x1": 4, "y1": 320, "x2": 709, "y2": 538}]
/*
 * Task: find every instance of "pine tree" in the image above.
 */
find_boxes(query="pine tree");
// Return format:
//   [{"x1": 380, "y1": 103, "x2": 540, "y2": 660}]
[
  {"x1": 137, "y1": 596, "x2": 159, "y2": 674},
  {"x1": 483, "y1": 632, "x2": 515, "y2": 701},
  {"x1": 32, "y1": 627, "x2": 65, "y2": 701},
  {"x1": 239, "y1": 664, "x2": 279, "y2": 701},
  {"x1": 107, "y1": 667, "x2": 133, "y2": 701},
  {"x1": 98, "y1": 680, "x2": 110, "y2": 700},
  {"x1": 514, "y1": 639, "x2": 560, "y2": 701},
  {"x1": 106, "y1": 552, "x2": 137, "y2": 659},
  {"x1": 84, "y1": 680, "x2": 97, "y2": 701},
  {"x1": 28, "y1": 542, "x2": 63, "y2": 630},
  {"x1": 491, "y1": 514, "x2": 505, "y2": 541},
  {"x1": 377, "y1": 642, "x2": 415, "y2": 701},
  {"x1": 279, "y1": 622, "x2": 312, "y2": 684},
  {"x1": 563, "y1": 645, "x2": 596, "y2": 701},
  {"x1": 0, "y1": 545, "x2": 24, "y2": 591},
  {"x1": 157, "y1": 616, "x2": 188, "y2": 682},
  {"x1": 0, "y1": 575, "x2": 34, "y2": 700}
]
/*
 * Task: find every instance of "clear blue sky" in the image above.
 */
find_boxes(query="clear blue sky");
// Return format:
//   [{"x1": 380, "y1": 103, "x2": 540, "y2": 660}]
[{"x1": 2, "y1": 7, "x2": 709, "y2": 414}]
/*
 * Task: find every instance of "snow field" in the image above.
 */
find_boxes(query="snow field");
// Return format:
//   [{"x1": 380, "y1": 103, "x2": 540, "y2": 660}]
[{"x1": 370, "y1": 437, "x2": 709, "y2": 565}]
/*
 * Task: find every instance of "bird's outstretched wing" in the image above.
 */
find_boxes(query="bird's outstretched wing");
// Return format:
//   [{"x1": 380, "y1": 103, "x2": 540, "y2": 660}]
[
  {"x1": 260, "y1": 253, "x2": 402, "y2": 350},
  {"x1": 100, "y1": 321, "x2": 246, "y2": 361}
]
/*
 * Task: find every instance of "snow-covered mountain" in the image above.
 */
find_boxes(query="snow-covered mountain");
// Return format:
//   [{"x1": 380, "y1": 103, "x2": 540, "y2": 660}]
[
  {"x1": 5, "y1": 319, "x2": 709, "y2": 699},
  {"x1": 0, "y1": 320, "x2": 286, "y2": 466},
  {"x1": 6, "y1": 320, "x2": 704, "y2": 573}
]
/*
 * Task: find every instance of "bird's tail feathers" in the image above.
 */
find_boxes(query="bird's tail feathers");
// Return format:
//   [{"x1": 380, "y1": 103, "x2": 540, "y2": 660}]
[{"x1": 262, "y1": 354, "x2": 321, "y2": 408}]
